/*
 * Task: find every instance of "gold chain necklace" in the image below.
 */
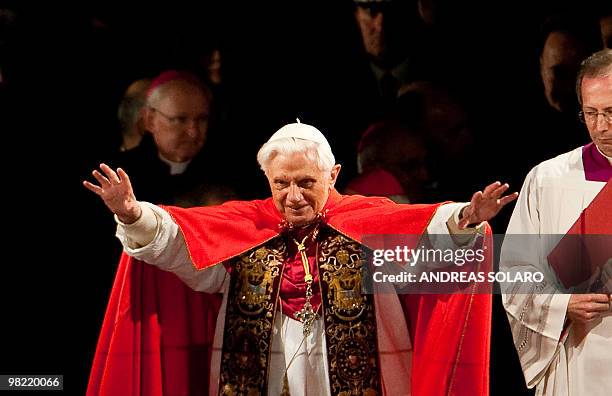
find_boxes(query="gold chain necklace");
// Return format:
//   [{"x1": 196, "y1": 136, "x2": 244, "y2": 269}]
[{"x1": 291, "y1": 225, "x2": 320, "y2": 337}]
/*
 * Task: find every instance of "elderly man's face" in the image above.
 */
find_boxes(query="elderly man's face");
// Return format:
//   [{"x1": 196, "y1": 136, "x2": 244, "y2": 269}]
[
  {"x1": 581, "y1": 74, "x2": 612, "y2": 157},
  {"x1": 146, "y1": 81, "x2": 210, "y2": 162},
  {"x1": 266, "y1": 152, "x2": 340, "y2": 226}
]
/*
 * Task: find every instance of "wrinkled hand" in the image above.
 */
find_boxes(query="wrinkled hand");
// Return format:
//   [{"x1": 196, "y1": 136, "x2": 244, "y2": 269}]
[
  {"x1": 567, "y1": 294, "x2": 611, "y2": 324},
  {"x1": 458, "y1": 181, "x2": 518, "y2": 229},
  {"x1": 83, "y1": 163, "x2": 141, "y2": 224}
]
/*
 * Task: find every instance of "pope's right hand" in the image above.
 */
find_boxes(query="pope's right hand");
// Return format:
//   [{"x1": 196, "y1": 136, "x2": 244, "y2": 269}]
[{"x1": 83, "y1": 163, "x2": 142, "y2": 224}]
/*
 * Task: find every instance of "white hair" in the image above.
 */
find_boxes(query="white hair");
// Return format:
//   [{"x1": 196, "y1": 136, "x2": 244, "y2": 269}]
[
  {"x1": 146, "y1": 78, "x2": 212, "y2": 108},
  {"x1": 257, "y1": 137, "x2": 336, "y2": 174}
]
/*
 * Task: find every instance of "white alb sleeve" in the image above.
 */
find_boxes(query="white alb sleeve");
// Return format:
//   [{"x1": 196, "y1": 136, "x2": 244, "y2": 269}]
[
  {"x1": 115, "y1": 202, "x2": 228, "y2": 293},
  {"x1": 427, "y1": 202, "x2": 484, "y2": 248}
]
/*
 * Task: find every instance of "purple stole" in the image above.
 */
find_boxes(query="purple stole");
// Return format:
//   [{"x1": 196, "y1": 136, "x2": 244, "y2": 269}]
[{"x1": 582, "y1": 143, "x2": 612, "y2": 181}]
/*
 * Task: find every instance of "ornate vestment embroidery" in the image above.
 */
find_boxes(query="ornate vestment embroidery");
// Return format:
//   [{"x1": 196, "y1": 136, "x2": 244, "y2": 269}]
[{"x1": 219, "y1": 227, "x2": 382, "y2": 396}]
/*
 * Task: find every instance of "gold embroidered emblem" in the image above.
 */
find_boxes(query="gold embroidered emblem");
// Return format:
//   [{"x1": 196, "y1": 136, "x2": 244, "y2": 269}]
[
  {"x1": 219, "y1": 238, "x2": 286, "y2": 395},
  {"x1": 318, "y1": 229, "x2": 381, "y2": 395}
]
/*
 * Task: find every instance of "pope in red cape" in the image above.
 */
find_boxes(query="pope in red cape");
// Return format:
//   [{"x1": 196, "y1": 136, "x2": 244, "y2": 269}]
[{"x1": 84, "y1": 121, "x2": 517, "y2": 396}]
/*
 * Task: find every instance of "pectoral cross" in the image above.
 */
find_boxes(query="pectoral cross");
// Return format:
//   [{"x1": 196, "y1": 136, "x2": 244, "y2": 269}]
[
  {"x1": 292, "y1": 233, "x2": 319, "y2": 337},
  {"x1": 294, "y1": 299, "x2": 317, "y2": 337}
]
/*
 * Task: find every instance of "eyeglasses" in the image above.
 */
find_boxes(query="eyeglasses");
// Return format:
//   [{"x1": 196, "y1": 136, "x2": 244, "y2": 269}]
[
  {"x1": 578, "y1": 110, "x2": 612, "y2": 124},
  {"x1": 149, "y1": 107, "x2": 209, "y2": 128}
]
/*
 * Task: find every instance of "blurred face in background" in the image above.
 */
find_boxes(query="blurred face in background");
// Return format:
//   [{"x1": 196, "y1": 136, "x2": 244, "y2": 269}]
[
  {"x1": 146, "y1": 80, "x2": 210, "y2": 162},
  {"x1": 355, "y1": 3, "x2": 389, "y2": 61},
  {"x1": 383, "y1": 133, "x2": 429, "y2": 202},
  {"x1": 357, "y1": 121, "x2": 430, "y2": 202},
  {"x1": 118, "y1": 78, "x2": 152, "y2": 151},
  {"x1": 354, "y1": 2, "x2": 414, "y2": 67},
  {"x1": 540, "y1": 31, "x2": 587, "y2": 113}
]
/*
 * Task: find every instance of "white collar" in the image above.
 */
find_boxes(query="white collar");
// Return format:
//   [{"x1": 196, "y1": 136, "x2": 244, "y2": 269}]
[
  {"x1": 595, "y1": 144, "x2": 612, "y2": 165},
  {"x1": 158, "y1": 153, "x2": 191, "y2": 175}
]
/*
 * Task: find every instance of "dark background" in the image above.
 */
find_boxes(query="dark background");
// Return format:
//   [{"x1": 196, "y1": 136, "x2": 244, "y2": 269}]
[{"x1": 0, "y1": 0, "x2": 607, "y2": 394}]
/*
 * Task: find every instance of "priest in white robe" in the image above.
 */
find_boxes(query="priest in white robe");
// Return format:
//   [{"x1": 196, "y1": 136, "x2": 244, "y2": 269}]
[{"x1": 501, "y1": 49, "x2": 612, "y2": 396}]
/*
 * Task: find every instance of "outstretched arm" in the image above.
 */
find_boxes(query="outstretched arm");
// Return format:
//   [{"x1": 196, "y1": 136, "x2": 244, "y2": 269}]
[
  {"x1": 84, "y1": 164, "x2": 227, "y2": 293},
  {"x1": 83, "y1": 163, "x2": 141, "y2": 224}
]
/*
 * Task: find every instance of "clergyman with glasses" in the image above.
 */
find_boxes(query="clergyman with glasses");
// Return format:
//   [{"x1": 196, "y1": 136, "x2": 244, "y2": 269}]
[
  {"x1": 501, "y1": 49, "x2": 612, "y2": 396},
  {"x1": 109, "y1": 70, "x2": 226, "y2": 205}
]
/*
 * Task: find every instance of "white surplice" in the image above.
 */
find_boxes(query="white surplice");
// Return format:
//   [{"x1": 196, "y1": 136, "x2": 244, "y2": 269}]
[{"x1": 500, "y1": 146, "x2": 611, "y2": 396}]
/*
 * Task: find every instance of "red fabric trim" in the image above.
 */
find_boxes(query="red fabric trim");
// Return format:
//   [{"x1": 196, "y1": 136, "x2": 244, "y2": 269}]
[
  {"x1": 163, "y1": 190, "x2": 443, "y2": 269},
  {"x1": 346, "y1": 168, "x2": 407, "y2": 196},
  {"x1": 162, "y1": 198, "x2": 282, "y2": 269},
  {"x1": 402, "y1": 226, "x2": 493, "y2": 396},
  {"x1": 87, "y1": 254, "x2": 221, "y2": 396}
]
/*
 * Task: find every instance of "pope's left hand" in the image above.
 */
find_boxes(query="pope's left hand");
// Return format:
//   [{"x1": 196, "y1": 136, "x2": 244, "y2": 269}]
[{"x1": 458, "y1": 181, "x2": 519, "y2": 229}]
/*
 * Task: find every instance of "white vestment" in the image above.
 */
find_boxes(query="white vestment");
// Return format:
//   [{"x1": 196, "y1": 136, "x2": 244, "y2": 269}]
[{"x1": 501, "y1": 146, "x2": 611, "y2": 396}]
